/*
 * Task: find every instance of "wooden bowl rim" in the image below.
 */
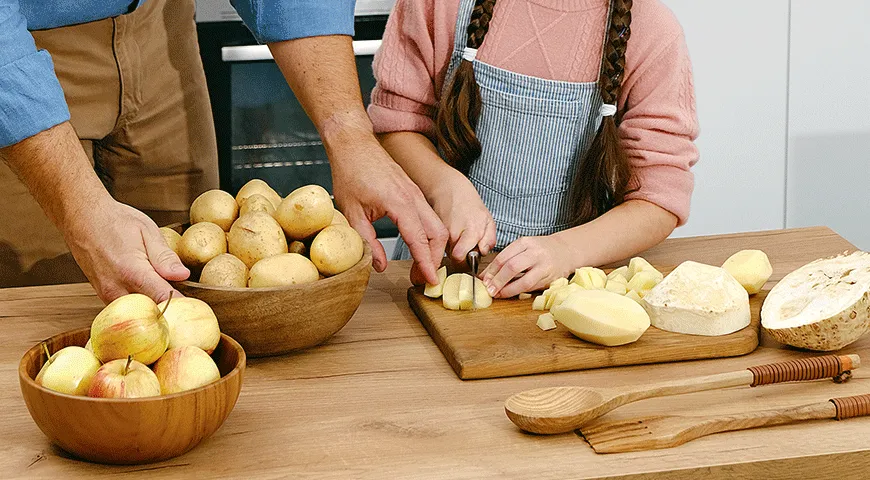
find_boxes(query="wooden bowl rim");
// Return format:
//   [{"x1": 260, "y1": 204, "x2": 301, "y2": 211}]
[
  {"x1": 19, "y1": 327, "x2": 246, "y2": 403},
  {"x1": 174, "y1": 242, "x2": 373, "y2": 292}
]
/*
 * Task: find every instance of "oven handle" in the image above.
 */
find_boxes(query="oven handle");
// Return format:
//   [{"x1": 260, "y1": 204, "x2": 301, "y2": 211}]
[{"x1": 221, "y1": 40, "x2": 382, "y2": 62}]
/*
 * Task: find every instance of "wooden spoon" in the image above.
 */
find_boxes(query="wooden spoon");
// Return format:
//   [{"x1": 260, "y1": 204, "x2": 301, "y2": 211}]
[
  {"x1": 580, "y1": 393, "x2": 870, "y2": 453},
  {"x1": 505, "y1": 354, "x2": 860, "y2": 434}
]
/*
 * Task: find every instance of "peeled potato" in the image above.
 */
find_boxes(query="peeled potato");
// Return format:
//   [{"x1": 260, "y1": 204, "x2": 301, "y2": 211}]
[
  {"x1": 722, "y1": 249, "x2": 773, "y2": 295},
  {"x1": 309, "y1": 225, "x2": 364, "y2": 276},
  {"x1": 248, "y1": 253, "x2": 319, "y2": 288},
  {"x1": 331, "y1": 209, "x2": 350, "y2": 226},
  {"x1": 607, "y1": 266, "x2": 629, "y2": 280},
  {"x1": 178, "y1": 222, "x2": 227, "y2": 269},
  {"x1": 627, "y1": 257, "x2": 659, "y2": 280},
  {"x1": 604, "y1": 280, "x2": 628, "y2": 295},
  {"x1": 239, "y1": 193, "x2": 276, "y2": 217},
  {"x1": 551, "y1": 290, "x2": 650, "y2": 346},
  {"x1": 424, "y1": 266, "x2": 449, "y2": 298},
  {"x1": 276, "y1": 185, "x2": 334, "y2": 240},
  {"x1": 472, "y1": 277, "x2": 493, "y2": 309},
  {"x1": 190, "y1": 190, "x2": 238, "y2": 231},
  {"x1": 199, "y1": 253, "x2": 248, "y2": 288},
  {"x1": 159, "y1": 227, "x2": 182, "y2": 256},
  {"x1": 627, "y1": 270, "x2": 664, "y2": 297},
  {"x1": 235, "y1": 179, "x2": 282, "y2": 210},
  {"x1": 227, "y1": 212, "x2": 288, "y2": 269},
  {"x1": 571, "y1": 267, "x2": 607, "y2": 289}
]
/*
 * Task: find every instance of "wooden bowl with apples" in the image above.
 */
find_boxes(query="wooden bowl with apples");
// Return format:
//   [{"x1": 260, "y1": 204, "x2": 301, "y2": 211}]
[
  {"x1": 18, "y1": 295, "x2": 246, "y2": 465},
  {"x1": 163, "y1": 179, "x2": 373, "y2": 357}
]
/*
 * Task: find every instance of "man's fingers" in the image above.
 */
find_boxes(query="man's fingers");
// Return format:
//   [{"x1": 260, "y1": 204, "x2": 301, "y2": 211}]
[
  {"x1": 390, "y1": 209, "x2": 439, "y2": 285},
  {"x1": 413, "y1": 193, "x2": 448, "y2": 270},
  {"x1": 479, "y1": 218, "x2": 497, "y2": 256},
  {"x1": 122, "y1": 261, "x2": 180, "y2": 304},
  {"x1": 346, "y1": 209, "x2": 386, "y2": 272},
  {"x1": 451, "y1": 228, "x2": 482, "y2": 264},
  {"x1": 142, "y1": 226, "x2": 189, "y2": 281},
  {"x1": 409, "y1": 261, "x2": 428, "y2": 286}
]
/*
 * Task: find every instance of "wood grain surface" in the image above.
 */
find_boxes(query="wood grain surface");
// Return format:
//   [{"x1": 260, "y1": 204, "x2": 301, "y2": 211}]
[
  {"x1": 409, "y1": 279, "x2": 761, "y2": 379},
  {"x1": 3, "y1": 227, "x2": 870, "y2": 479}
]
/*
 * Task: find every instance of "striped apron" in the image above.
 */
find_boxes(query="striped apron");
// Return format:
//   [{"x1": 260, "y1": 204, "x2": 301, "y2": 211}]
[{"x1": 393, "y1": 0, "x2": 604, "y2": 260}]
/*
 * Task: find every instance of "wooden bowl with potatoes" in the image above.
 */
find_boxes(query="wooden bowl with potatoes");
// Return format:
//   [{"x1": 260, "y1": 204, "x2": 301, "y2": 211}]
[{"x1": 164, "y1": 180, "x2": 373, "y2": 357}]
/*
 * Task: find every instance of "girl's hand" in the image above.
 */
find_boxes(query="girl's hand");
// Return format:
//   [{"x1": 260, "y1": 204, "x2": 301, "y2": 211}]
[
  {"x1": 429, "y1": 169, "x2": 497, "y2": 264},
  {"x1": 481, "y1": 235, "x2": 575, "y2": 298}
]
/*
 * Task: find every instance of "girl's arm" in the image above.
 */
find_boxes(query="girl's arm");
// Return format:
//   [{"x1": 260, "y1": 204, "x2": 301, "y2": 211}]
[
  {"x1": 481, "y1": 200, "x2": 676, "y2": 298},
  {"x1": 379, "y1": 131, "x2": 497, "y2": 263}
]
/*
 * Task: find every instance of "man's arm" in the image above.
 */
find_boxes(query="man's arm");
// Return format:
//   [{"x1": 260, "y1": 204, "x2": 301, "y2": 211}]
[
  {"x1": 1, "y1": 122, "x2": 189, "y2": 302},
  {"x1": 266, "y1": 35, "x2": 447, "y2": 283}
]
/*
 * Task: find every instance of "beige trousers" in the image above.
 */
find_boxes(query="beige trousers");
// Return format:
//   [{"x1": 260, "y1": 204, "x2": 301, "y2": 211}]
[{"x1": 0, "y1": 0, "x2": 218, "y2": 287}]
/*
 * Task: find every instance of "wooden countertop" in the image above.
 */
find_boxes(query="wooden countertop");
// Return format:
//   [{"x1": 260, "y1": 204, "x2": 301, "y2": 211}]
[{"x1": 3, "y1": 226, "x2": 870, "y2": 479}]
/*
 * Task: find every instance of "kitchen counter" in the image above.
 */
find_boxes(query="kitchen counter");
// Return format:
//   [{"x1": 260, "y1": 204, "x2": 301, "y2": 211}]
[{"x1": 2, "y1": 226, "x2": 870, "y2": 479}]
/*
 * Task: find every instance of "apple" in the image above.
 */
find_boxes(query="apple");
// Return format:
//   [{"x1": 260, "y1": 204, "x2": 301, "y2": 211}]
[
  {"x1": 87, "y1": 356, "x2": 161, "y2": 398},
  {"x1": 157, "y1": 297, "x2": 220, "y2": 354},
  {"x1": 90, "y1": 293, "x2": 170, "y2": 365},
  {"x1": 35, "y1": 344, "x2": 101, "y2": 396},
  {"x1": 153, "y1": 346, "x2": 221, "y2": 395}
]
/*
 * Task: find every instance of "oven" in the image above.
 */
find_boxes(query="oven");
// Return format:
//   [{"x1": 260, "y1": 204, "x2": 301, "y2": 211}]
[{"x1": 195, "y1": 0, "x2": 398, "y2": 255}]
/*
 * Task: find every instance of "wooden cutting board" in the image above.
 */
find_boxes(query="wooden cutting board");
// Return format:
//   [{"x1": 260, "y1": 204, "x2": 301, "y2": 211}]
[{"x1": 408, "y1": 267, "x2": 763, "y2": 380}]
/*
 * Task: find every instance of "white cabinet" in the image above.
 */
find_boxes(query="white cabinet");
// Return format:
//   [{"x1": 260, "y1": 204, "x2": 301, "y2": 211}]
[
  {"x1": 786, "y1": 0, "x2": 870, "y2": 249},
  {"x1": 661, "y1": 0, "x2": 790, "y2": 238}
]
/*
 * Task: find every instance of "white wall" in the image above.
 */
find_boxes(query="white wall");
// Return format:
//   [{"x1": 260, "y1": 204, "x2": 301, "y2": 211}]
[
  {"x1": 786, "y1": 0, "x2": 870, "y2": 249},
  {"x1": 661, "y1": 0, "x2": 790, "y2": 238}
]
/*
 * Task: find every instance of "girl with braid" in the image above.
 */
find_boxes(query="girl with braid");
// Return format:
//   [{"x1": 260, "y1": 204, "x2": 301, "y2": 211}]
[{"x1": 369, "y1": 0, "x2": 699, "y2": 297}]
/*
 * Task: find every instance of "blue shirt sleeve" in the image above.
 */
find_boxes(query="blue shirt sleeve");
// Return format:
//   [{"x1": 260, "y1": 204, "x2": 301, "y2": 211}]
[
  {"x1": 231, "y1": 0, "x2": 356, "y2": 44},
  {"x1": 0, "y1": 0, "x2": 70, "y2": 148}
]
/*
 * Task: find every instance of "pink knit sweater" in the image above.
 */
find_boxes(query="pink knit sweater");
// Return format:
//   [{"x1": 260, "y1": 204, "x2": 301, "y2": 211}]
[{"x1": 368, "y1": 0, "x2": 699, "y2": 225}]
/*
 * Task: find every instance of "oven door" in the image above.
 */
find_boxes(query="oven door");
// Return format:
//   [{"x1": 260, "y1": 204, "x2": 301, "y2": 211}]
[{"x1": 219, "y1": 40, "x2": 398, "y2": 254}]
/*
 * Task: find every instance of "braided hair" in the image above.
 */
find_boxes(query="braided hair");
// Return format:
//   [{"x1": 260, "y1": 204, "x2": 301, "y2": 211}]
[
  {"x1": 434, "y1": 0, "x2": 634, "y2": 224},
  {"x1": 434, "y1": 0, "x2": 495, "y2": 174}
]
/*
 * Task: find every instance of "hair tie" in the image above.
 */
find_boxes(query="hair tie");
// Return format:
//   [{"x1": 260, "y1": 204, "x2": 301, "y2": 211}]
[
  {"x1": 462, "y1": 47, "x2": 478, "y2": 62},
  {"x1": 599, "y1": 104, "x2": 617, "y2": 117}
]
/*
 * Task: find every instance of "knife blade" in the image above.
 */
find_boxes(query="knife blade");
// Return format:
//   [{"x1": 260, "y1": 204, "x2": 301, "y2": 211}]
[{"x1": 467, "y1": 249, "x2": 480, "y2": 309}]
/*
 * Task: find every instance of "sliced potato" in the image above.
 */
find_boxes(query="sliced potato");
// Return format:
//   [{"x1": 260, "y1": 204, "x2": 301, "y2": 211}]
[
  {"x1": 424, "y1": 266, "x2": 448, "y2": 299},
  {"x1": 550, "y1": 284, "x2": 583, "y2": 309},
  {"x1": 537, "y1": 313, "x2": 557, "y2": 331},
  {"x1": 604, "y1": 280, "x2": 628, "y2": 295},
  {"x1": 550, "y1": 277, "x2": 569, "y2": 289},
  {"x1": 607, "y1": 273, "x2": 628, "y2": 286},
  {"x1": 571, "y1": 267, "x2": 607, "y2": 289},
  {"x1": 627, "y1": 269, "x2": 664, "y2": 296},
  {"x1": 442, "y1": 274, "x2": 464, "y2": 311},
  {"x1": 627, "y1": 257, "x2": 658, "y2": 280},
  {"x1": 607, "y1": 266, "x2": 629, "y2": 280},
  {"x1": 532, "y1": 295, "x2": 547, "y2": 311},
  {"x1": 458, "y1": 274, "x2": 474, "y2": 310},
  {"x1": 518, "y1": 293, "x2": 532, "y2": 300},
  {"x1": 473, "y1": 278, "x2": 493, "y2": 309},
  {"x1": 625, "y1": 289, "x2": 643, "y2": 304}
]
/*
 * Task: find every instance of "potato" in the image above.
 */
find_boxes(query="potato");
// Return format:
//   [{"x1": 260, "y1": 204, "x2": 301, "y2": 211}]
[
  {"x1": 235, "y1": 179, "x2": 282, "y2": 210},
  {"x1": 248, "y1": 253, "x2": 319, "y2": 288},
  {"x1": 442, "y1": 273, "x2": 478, "y2": 311},
  {"x1": 424, "y1": 266, "x2": 448, "y2": 298},
  {"x1": 722, "y1": 249, "x2": 772, "y2": 295},
  {"x1": 537, "y1": 313, "x2": 557, "y2": 331},
  {"x1": 627, "y1": 257, "x2": 659, "y2": 280},
  {"x1": 331, "y1": 209, "x2": 350, "y2": 226},
  {"x1": 571, "y1": 267, "x2": 607, "y2": 289},
  {"x1": 472, "y1": 277, "x2": 493, "y2": 309},
  {"x1": 627, "y1": 270, "x2": 664, "y2": 297},
  {"x1": 159, "y1": 227, "x2": 182, "y2": 255},
  {"x1": 276, "y1": 185, "x2": 335, "y2": 240},
  {"x1": 309, "y1": 225, "x2": 364, "y2": 276},
  {"x1": 532, "y1": 295, "x2": 547, "y2": 311},
  {"x1": 227, "y1": 212, "x2": 288, "y2": 269},
  {"x1": 550, "y1": 277, "x2": 569, "y2": 289},
  {"x1": 239, "y1": 193, "x2": 276, "y2": 217},
  {"x1": 199, "y1": 253, "x2": 248, "y2": 288},
  {"x1": 604, "y1": 279, "x2": 628, "y2": 295},
  {"x1": 607, "y1": 266, "x2": 629, "y2": 280},
  {"x1": 178, "y1": 222, "x2": 227, "y2": 268},
  {"x1": 288, "y1": 240, "x2": 308, "y2": 256},
  {"x1": 190, "y1": 190, "x2": 238, "y2": 231},
  {"x1": 551, "y1": 290, "x2": 650, "y2": 346},
  {"x1": 518, "y1": 293, "x2": 532, "y2": 300}
]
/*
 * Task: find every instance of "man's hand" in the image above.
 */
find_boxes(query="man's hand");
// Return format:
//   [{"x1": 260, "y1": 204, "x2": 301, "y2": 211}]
[
  {"x1": 268, "y1": 35, "x2": 447, "y2": 283},
  {"x1": 330, "y1": 135, "x2": 447, "y2": 282},
  {"x1": 1, "y1": 122, "x2": 186, "y2": 303},
  {"x1": 66, "y1": 198, "x2": 188, "y2": 303}
]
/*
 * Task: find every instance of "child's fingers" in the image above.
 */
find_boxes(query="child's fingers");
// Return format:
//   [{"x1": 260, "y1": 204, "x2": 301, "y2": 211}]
[
  {"x1": 451, "y1": 226, "x2": 484, "y2": 264},
  {"x1": 484, "y1": 250, "x2": 535, "y2": 297},
  {"x1": 498, "y1": 266, "x2": 547, "y2": 299},
  {"x1": 479, "y1": 217, "x2": 497, "y2": 256},
  {"x1": 482, "y1": 239, "x2": 527, "y2": 281}
]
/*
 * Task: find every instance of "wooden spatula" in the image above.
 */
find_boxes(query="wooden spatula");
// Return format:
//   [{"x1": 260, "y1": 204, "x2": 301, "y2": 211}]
[
  {"x1": 505, "y1": 354, "x2": 860, "y2": 434},
  {"x1": 580, "y1": 393, "x2": 870, "y2": 453}
]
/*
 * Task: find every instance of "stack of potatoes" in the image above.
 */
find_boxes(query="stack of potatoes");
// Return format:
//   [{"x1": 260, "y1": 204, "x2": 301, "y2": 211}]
[{"x1": 159, "y1": 179, "x2": 365, "y2": 288}]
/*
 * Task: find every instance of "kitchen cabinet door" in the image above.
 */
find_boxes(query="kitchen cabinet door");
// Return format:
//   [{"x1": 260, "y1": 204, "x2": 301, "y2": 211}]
[
  {"x1": 786, "y1": 0, "x2": 870, "y2": 250},
  {"x1": 661, "y1": 0, "x2": 790, "y2": 238}
]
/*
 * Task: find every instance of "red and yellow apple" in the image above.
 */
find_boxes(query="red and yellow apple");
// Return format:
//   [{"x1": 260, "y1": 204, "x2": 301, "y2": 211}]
[
  {"x1": 35, "y1": 344, "x2": 101, "y2": 396},
  {"x1": 90, "y1": 293, "x2": 170, "y2": 365},
  {"x1": 153, "y1": 346, "x2": 220, "y2": 395},
  {"x1": 157, "y1": 297, "x2": 220, "y2": 353},
  {"x1": 87, "y1": 356, "x2": 162, "y2": 398}
]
